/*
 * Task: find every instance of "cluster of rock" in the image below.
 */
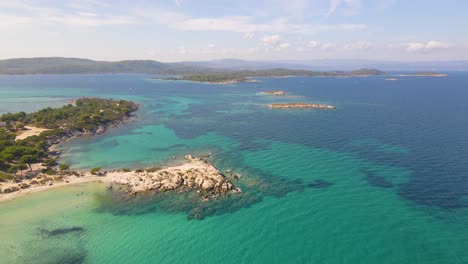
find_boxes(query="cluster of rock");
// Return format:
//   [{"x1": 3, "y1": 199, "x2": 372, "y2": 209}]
[
  {"x1": 268, "y1": 103, "x2": 336, "y2": 109},
  {"x1": 110, "y1": 155, "x2": 241, "y2": 199},
  {"x1": 262, "y1": 90, "x2": 287, "y2": 95}
]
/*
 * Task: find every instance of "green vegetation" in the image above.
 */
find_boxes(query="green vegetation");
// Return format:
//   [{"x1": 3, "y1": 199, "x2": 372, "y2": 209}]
[
  {"x1": 145, "y1": 167, "x2": 161, "y2": 173},
  {"x1": 42, "y1": 158, "x2": 57, "y2": 169},
  {"x1": 0, "y1": 58, "x2": 387, "y2": 81},
  {"x1": 0, "y1": 98, "x2": 138, "y2": 176},
  {"x1": 22, "y1": 98, "x2": 138, "y2": 130},
  {"x1": 182, "y1": 73, "x2": 248, "y2": 83},
  {"x1": 59, "y1": 163, "x2": 70, "y2": 173},
  {"x1": 90, "y1": 167, "x2": 102, "y2": 175},
  {"x1": 42, "y1": 168, "x2": 57, "y2": 175},
  {"x1": 0, "y1": 57, "x2": 201, "y2": 75},
  {"x1": 0, "y1": 171, "x2": 13, "y2": 182},
  {"x1": 177, "y1": 68, "x2": 386, "y2": 83}
]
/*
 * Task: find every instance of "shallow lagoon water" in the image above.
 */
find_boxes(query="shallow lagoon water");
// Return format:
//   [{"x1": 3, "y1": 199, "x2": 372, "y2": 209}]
[{"x1": 1, "y1": 74, "x2": 468, "y2": 263}]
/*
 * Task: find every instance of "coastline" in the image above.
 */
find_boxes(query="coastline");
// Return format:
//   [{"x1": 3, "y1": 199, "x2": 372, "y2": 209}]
[
  {"x1": 0, "y1": 98, "x2": 140, "y2": 203},
  {"x1": 268, "y1": 103, "x2": 336, "y2": 109},
  {"x1": 0, "y1": 174, "x2": 111, "y2": 203},
  {"x1": 397, "y1": 74, "x2": 448, "y2": 77},
  {"x1": 0, "y1": 155, "x2": 240, "y2": 204}
]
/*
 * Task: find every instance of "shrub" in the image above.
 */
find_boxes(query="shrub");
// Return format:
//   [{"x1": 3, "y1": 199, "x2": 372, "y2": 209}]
[
  {"x1": 59, "y1": 163, "x2": 70, "y2": 171},
  {"x1": 42, "y1": 168, "x2": 57, "y2": 175},
  {"x1": 145, "y1": 167, "x2": 161, "y2": 173},
  {"x1": 90, "y1": 167, "x2": 102, "y2": 175},
  {"x1": 0, "y1": 171, "x2": 12, "y2": 182}
]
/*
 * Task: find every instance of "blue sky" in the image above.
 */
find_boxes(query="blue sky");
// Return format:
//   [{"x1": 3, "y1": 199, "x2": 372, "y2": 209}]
[{"x1": 1, "y1": 0, "x2": 467, "y2": 61}]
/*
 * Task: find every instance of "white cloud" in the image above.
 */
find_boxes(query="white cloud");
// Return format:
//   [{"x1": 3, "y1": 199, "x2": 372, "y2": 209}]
[
  {"x1": 178, "y1": 46, "x2": 188, "y2": 55},
  {"x1": 133, "y1": 7, "x2": 366, "y2": 34},
  {"x1": 243, "y1": 32, "x2": 255, "y2": 39},
  {"x1": 261, "y1": 34, "x2": 281, "y2": 46},
  {"x1": 425, "y1": 40, "x2": 450, "y2": 49},
  {"x1": 321, "y1": 42, "x2": 337, "y2": 51},
  {"x1": 221, "y1": 48, "x2": 236, "y2": 55},
  {"x1": 278, "y1": 43, "x2": 290, "y2": 49},
  {"x1": 208, "y1": 44, "x2": 216, "y2": 48},
  {"x1": 134, "y1": 12, "x2": 368, "y2": 32},
  {"x1": 327, "y1": 0, "x2": 362, "y2": 16},
  {"x1": 46, "y1": 14, "x2": 137, "y2": 26},
  {"x1": 0, "y1": 1, "x2": 368, "y2": 33},
  {"x1": 175, "y1": 0, "x2": 184, "y2": 7},
  {"x1": 0, "y1": 14, "x2": 32, "y2": 28},
  {"x1": 0, "y1": 1, "x2": 56, "y2": 14},
  {"x1": 406, "y1": 40, "x2": 450, "y2": 52},
  {"x1": 0, "y1": 1, "x2": 136, "y2": 27},
  {"x1": 308, "y1": 40, "x2": 320, "y2": 48},
  {"x1": 344, "y1": 41, "x2": 372, "y2": 50},
  {"x1": 67, "y1": 0, "x2": 110, "y2": 11},
  {"x1": 260, "y1": 34, "x2": 291, "y2": 51},
  {"x1": 327, "y1": 0, "x2": 342, "y2": 16}
]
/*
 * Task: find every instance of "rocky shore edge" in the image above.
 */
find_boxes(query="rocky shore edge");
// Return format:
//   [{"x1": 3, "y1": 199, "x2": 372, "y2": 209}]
[
  {"x1": 46, "y1": 111, "x2": 138, "y2": 159},
  {"x1": 260, "y1": 90, "x2": 287, "y2": 95},
  {"x1": 0, "y1": 155, "x2": 241, "y2": 203},
  {"x1": 268, "y1": 103, "x2": 336, "y2": 109},
  {"x1": 109, "y1": 155, "x2": 241, "y2": 199}
]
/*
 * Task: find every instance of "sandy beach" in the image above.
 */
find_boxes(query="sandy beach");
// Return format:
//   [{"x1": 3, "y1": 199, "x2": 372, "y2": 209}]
[
  {"x1": 15, "y1": 126, "x2": 50, "y2": 141},
  {"x1": 0, "y1": 174, "x2": 112, "y2": 203}
]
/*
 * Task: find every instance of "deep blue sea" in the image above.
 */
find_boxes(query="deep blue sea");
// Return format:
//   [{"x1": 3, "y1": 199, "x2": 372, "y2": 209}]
[{"x1": 0, "y1": 73, "x2": 467, "y2": 263}]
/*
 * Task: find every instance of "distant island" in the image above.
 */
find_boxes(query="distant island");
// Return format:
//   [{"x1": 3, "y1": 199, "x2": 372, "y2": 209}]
[
  {"x1": 268, "y1": 103, "x2": 336, "y2": 109},
  {"x1": 398, "y1": 72, "x2": 448, "y2": 77},
  {"x1": 162, "y1": 68, "x2": 387, "y2": 84},
  {"x1": 163, "y1": 73, "x2": 253, "y2": 84},
  {"x1": 0, "y1": 58, "x2": 387, "y2": 85}
]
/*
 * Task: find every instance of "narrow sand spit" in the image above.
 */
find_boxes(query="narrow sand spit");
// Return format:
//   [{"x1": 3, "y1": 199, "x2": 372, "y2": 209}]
[{"x1": 0, "y1": 155, "x2": 240, "y2": 203}]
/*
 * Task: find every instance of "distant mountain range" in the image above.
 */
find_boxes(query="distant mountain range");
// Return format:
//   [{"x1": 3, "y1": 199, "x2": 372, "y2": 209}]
[
  {"x1": 0, "y1": 57, "x2": 465, "y2": 75},
  {"x1": 182, "y1": 59, "x2": 468, "y2": 72},
  {"x1": 0, "y1": 57, "x2": 202, "y2": 75}
]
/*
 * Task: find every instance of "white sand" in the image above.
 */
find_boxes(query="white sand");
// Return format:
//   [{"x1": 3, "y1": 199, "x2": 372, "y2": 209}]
[
  {"x1": 0, "y1": 174, "x2": 112, "y2": 203},
  {"x1": 15, "y1": 126, "x2": 50, "y2": 141}
]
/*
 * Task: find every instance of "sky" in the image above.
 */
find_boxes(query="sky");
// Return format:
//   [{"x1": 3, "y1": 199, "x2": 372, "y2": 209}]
[{"x1": 0, "y1": 0, "x2": 467, "y2": 62}]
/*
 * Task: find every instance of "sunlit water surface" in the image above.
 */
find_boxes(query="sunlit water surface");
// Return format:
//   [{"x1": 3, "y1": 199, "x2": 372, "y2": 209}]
[{"x1": 1, "y1": 74, "x2": 467, "y2": 263}]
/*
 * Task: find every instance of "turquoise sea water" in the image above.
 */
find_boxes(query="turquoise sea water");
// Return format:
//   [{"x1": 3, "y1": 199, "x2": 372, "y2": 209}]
[{"x1": 1, "y1": 74, "x2": 468, "y2": 263}]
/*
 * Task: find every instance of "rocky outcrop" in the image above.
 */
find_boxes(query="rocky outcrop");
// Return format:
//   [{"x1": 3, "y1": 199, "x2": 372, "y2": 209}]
[
  {"x1": 268, "y1": 103, "x2": 336, "y2": 109},
  {"x1": 110, "y1": 155, "x2": 241, "y2": 199},
  {"x1": 262, "y1": 90, "x2": 287, "y2": 95}
]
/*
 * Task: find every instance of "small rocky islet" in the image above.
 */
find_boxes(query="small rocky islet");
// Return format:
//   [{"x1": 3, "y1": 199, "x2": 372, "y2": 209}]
[
  {"x1": 109, "y1": 155, "x2": 241, "y2": 200},
  {"x1": 260, "y1": 91, "x2": 336, "y2": 109},
  {"x1": 268, "y1": 103, "x2": 336, "y2": 109},
  {"x1": 261, "y1": 90, "x2": 287, "y2": 95}
]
